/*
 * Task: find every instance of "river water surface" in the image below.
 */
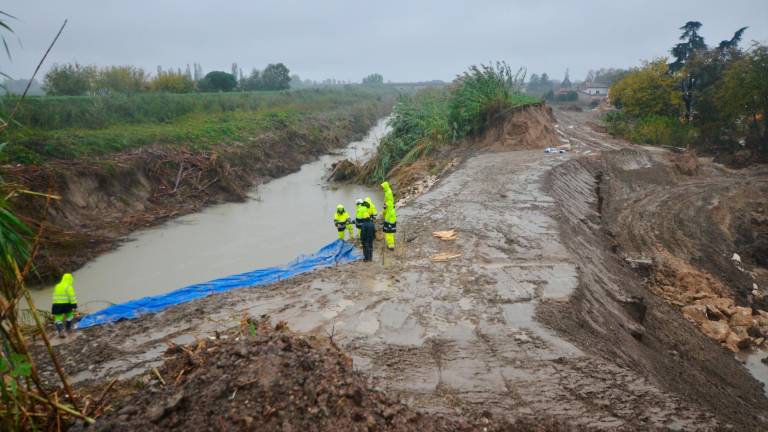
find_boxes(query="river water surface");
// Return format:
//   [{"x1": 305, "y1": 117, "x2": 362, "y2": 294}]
[{"x1": 31, "y1": 117, "x2": 390, "y2": 313}]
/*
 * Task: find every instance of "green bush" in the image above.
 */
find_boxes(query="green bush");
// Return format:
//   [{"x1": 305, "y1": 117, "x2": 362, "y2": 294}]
[
  {"x1": 365, "y1": 63, "x2": 539, "y2": 181},
  {"x1": 449, "y1": 63, "x2": 537, "y2": 137},
  {"x1": 604, "y1": 112, "x2": 696, "y2": 147}
]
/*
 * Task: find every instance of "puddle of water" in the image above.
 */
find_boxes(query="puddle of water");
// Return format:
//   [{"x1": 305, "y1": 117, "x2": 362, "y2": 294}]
[
  {"x1": 736, "y1": 350, "x2": 768, "y2": 394},
  {"x1": 30, "y1": 118, "x2": 391, "y2": 313}
]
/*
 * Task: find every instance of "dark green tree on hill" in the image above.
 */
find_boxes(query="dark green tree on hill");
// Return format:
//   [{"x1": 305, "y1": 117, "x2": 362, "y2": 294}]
[{"x1": 198, "y1": 71, "x2": 237, "y2": 92}]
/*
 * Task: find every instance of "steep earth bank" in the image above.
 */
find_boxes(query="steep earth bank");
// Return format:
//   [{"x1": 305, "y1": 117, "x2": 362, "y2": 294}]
[
  {"x1": 2, "y1": 100, "x2": 392, "y2": 282},
  {"x1": 332, "y1": 103, "x2": 559, "y2": 206},
  {"x1": 539, "y1": 108, "x2": 768, "y2": 430}
]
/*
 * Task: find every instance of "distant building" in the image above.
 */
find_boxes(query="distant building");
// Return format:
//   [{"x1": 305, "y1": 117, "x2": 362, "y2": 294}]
[{"x1": 582, "y1": 82, "x2": 609, "y2": 96}]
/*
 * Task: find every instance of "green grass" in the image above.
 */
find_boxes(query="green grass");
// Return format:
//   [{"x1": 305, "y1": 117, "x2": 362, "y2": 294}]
[
  {"x1": 364, "y1": 63, "x2": 539, "y2": 181},
  {"x1": 1, "y1": 87, "x2": 396, "y2": 163}
]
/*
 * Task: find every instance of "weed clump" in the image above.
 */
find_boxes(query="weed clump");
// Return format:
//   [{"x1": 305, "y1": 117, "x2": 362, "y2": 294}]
[{"x1": 363, "y1": 62, "x2": 539, "y2": 182}]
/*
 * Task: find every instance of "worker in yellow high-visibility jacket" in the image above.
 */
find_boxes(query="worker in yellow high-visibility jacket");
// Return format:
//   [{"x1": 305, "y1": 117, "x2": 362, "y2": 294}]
[
  {"x1": 381, "y1": 181, "x2": 397, "y2": 250},
  {"x1": 355, "y1": 198, "x2": 368, "y2": 240},
  {"x1": 364, "y1": 197, "x2": 378, "y2": 221},
  {"x1": 333, "y1": 204, "x2": 354, "y2": 240},
  {"x1": 51, "y1": 273, "x2": 77, "y2": 338}
]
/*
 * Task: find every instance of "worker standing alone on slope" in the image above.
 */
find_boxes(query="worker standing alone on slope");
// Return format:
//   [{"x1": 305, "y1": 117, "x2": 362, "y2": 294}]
[
  {"x1": 381, "y1": 181, "x2": 397, "y2": 250},
  {"x1": 333, "y1": 204, "x2": 354, "y2": 241},
  {"x1": 51, "y1": 273, "x2": 78, "y2": 338},
  {"x1": 359, "y1": 206, "x2": 376, "y2": 261}
]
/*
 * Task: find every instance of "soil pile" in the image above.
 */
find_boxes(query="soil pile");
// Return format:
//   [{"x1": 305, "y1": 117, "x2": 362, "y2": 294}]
[
  {"x1": 386, "y1": 104, "x2": 559, "y2": 205},
  {"x1": 476, "y1": 104, "x2": 559, "y2": 152},
  {"x1": 87, "y1": 319, "x2": 562, "y2": 432}
]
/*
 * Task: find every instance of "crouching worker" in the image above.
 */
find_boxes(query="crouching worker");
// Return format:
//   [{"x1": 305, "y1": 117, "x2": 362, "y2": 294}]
[
  {"x1": 381, "y1": 181, "x2": 397, "y2": 250},
  {"x1": 51, "y1": 273, "x2": 77, "y2": 338},
  {"x1": 334, "y1": 204, "x2": 354, "y2": 241}
]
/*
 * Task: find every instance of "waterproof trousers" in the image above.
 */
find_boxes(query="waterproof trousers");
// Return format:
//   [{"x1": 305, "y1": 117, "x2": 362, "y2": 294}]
[
  {"x1": 384, "y1": 233, "x2": 395, "y2": 250},
  {"x1": 54, "y1": 311, "x2": 74, "y2": 336},
  {"x1": 360, "y1": 220, "x2": 375, "y2": 261},
  {"x1": 337, "y1": 224, "x2": 354, "y2": 240}
]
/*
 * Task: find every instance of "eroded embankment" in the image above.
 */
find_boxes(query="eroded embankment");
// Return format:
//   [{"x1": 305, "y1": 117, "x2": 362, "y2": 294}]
[
  {"x1": 539, "y1": 147, "x2": 768, "y2": 430},
  {"x1": 3, "y1": 101, "x2": 392, "y2": 282},
  {"x1": 332, "y1": 103, "x2": 560, "y2": 205}
]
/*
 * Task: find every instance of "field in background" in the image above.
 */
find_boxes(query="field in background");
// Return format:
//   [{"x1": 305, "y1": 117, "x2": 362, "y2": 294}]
[{"x1": 0, "y1": 87, "x2": 398, "y2": 163}]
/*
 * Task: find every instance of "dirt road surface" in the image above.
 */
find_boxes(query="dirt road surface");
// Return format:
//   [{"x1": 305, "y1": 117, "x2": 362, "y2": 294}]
[{"x1": 38, "y1": 108, "x2": 768, "y2": 430}]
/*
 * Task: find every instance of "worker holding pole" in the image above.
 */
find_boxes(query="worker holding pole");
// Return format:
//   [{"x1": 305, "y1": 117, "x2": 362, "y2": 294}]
[
  {"x1": 381, "y1": 181, "x2": 397, "y2": 250},
  {"x1": 51, "y1": 273, "x2": 78, "y2": 338}
]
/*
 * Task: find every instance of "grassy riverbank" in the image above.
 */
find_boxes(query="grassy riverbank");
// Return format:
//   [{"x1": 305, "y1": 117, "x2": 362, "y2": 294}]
[{"x1": 0, "y1": 87, "x2": 396, "y2": 163}]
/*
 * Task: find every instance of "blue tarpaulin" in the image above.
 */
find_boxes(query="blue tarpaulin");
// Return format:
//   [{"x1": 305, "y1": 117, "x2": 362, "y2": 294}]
[{"x1": 77, "y1": 240, "x2": 361, "y2": 328}]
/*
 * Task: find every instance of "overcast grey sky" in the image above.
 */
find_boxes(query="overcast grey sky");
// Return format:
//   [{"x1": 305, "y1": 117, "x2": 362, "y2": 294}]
[{"x1": 2, "y1": 0, "x2": 767, "y2": 83}]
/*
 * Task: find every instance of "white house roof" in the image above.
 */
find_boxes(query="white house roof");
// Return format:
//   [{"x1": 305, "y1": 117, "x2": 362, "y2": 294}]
[{"x1": 586, "y1": 82, "x2": 609, "y2": 88}]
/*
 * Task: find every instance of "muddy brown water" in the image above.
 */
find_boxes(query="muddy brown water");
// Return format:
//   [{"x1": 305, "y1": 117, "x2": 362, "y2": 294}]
[{"x1": 30, "y1": 117, "x2": 390, "y2": 313}]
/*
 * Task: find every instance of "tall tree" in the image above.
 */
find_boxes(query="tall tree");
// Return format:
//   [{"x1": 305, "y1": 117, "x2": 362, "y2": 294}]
[
  {"x1": 362, "y1": 73, "x2": 384, "y2": 85},
  {"x1": 261, "y1": 63, "x2": 290, "y2": 90},
  {"x1": 198, "y1": 70, "x2": 237, "y2": 92},
  {"x1": 43, "y1": 63, "x2": 96, "y2": 95}
]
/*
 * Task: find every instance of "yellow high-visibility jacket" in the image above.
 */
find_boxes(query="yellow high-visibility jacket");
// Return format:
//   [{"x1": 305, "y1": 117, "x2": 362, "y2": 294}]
[
  {"x1": 334, "y1": 210, "x2": 351, "y2": 229},
  {"x1": 381, "y1": 181, "x2": 397, "y2": 223},
  {"x1": 356, "y1": 205, "x2": 370, "y2": 224},
  {"x1": 364, "y1": 197, "x2": 378, "y2": 218},
  {"x1": 52, "y1": 273, "x2": 77, "y2": 305}
]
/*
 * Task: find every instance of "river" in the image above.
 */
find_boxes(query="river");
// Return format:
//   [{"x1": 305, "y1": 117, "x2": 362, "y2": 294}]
[{"x1": 31, "y1": 117, "x2": 390, "y2": 313}]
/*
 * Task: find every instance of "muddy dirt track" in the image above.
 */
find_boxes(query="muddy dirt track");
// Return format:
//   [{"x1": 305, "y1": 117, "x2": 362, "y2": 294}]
[{"x1": 37, "y1": 108, "x2": 768, "y2": 430}]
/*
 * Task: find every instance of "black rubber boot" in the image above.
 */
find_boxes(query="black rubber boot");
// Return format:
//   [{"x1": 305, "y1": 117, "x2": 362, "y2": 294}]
[
  {"x1": 65, "y1": 320, "x2": 73, "y2": 333},
  {"x1": 55, "y1": 322, "x2": 65, "y2": 339}
]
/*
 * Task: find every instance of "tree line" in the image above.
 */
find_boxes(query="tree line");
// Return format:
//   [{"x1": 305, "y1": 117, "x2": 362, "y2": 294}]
[
  {"x1": 38, "y1": 62, "x2": 389, "y2": 96},
  {"x1": 42, "y1": 62, "x2": 293, "y2": 95},
  {"x1": 607, "y1": 22, "x2": 766, "y2": 161}
]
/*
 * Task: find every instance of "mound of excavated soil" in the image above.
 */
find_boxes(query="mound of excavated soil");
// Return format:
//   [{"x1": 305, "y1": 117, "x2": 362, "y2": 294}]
[
  {"x1": 476, "y1": 104, "x2": 559, "y2": 151},
  {"x1": 86, "y1": 319, "x2": 562, "y2": 432}
]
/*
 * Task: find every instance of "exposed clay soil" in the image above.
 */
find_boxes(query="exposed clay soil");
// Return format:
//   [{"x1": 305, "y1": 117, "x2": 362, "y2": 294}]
[
  {"x1": 31, "y1": 105, "x2": 768, "y2": 431},
  {"x1": 3, "y1": 101, "x2": 392, "y2": 283},
  {"x1": 539, "y1": 108, "x2": 768, "y2": 430},
  {"x1": 78, "y1": 318, "x2": 567, "y2": 432}
]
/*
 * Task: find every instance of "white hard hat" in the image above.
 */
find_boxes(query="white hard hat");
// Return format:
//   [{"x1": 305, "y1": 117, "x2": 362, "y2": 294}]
[{"x1": 355, "y1": 198, "x2": 364, "y2": 204}]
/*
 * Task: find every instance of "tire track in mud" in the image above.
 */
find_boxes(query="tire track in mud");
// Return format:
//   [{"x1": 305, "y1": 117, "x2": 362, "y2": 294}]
[{"x1": 37, "y1": 141, "x2": 723, "y2": 429}]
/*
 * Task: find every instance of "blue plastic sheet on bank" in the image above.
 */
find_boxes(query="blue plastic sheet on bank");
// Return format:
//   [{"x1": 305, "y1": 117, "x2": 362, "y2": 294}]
[{"x1": 77, "y1": 240, "x2": 362, "y2": 328}]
